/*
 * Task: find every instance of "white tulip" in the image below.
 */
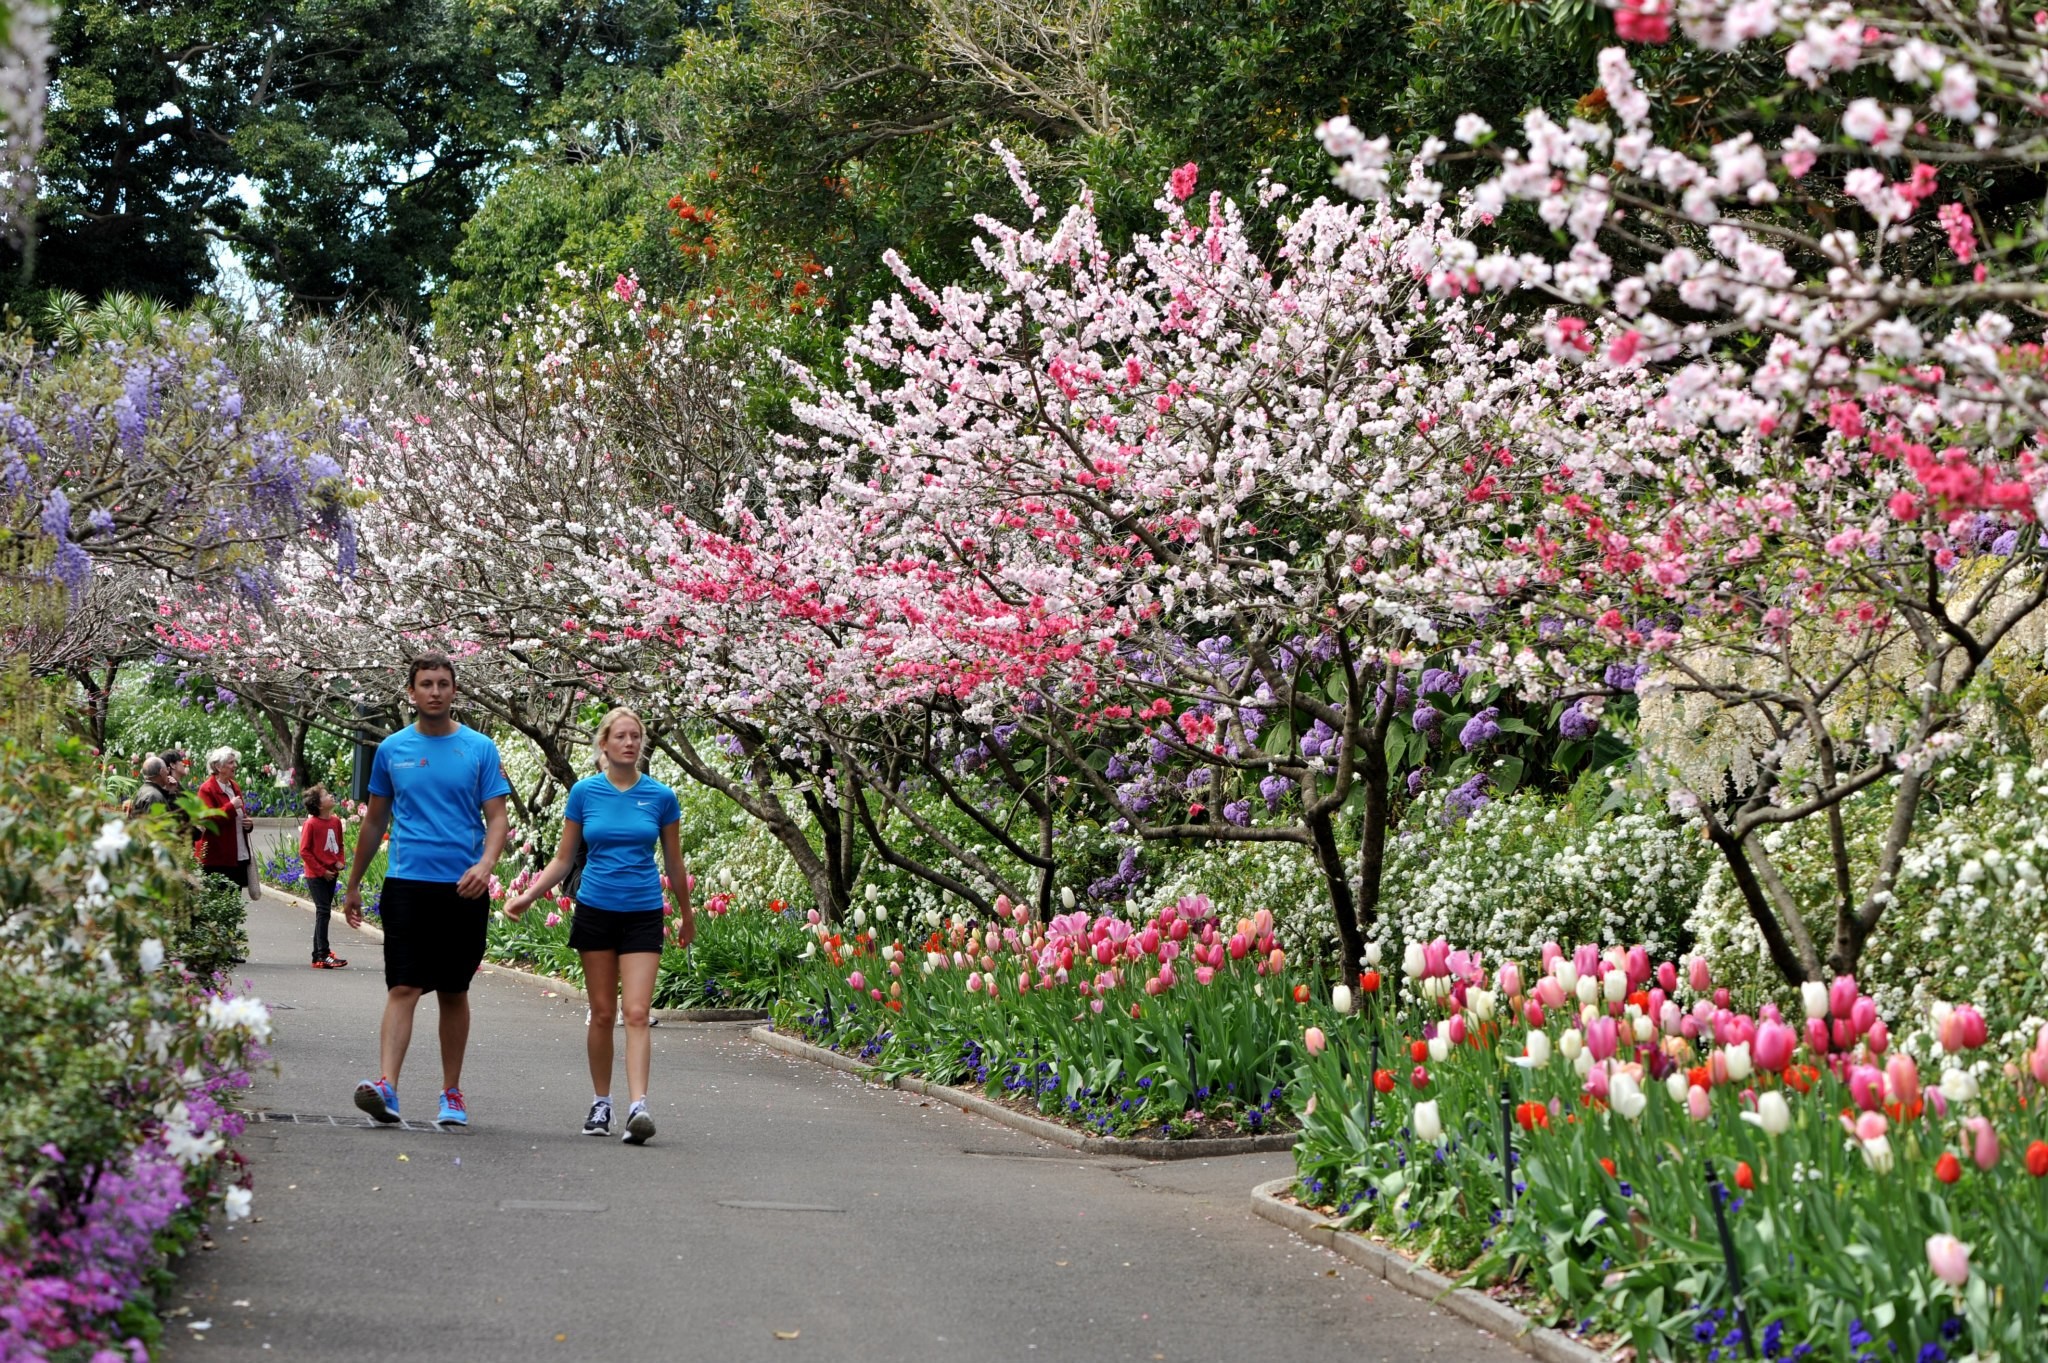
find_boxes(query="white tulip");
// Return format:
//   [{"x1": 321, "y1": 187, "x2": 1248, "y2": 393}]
[
  {"x1": 1364, "y1": 943, "x2": 1384, "y2": 967},
  {"x1": 1632, "y1": 1014, "x2": 1656, "y2": 1044},
  {"x1": 1801, "y1": 981, "x2": 1829, "y2": 1020},
  {"x1": 1428, "y1": 1034, "x2": 1450, "y2": 1063},
  {"x1": 1402, "y1": 942, "x2": 1427, "y2": 979},
  {"x1": 1603, "y1": 970, "x2": 1627, "y2": 1005},
  {"x1": 1861, "y1": 1133, "x2": 1895, "y2": 1174},
  {"x1": 1666, "y1": 1071, "x2": 1691, "y2": 1103},
  {"x1": 1514, "y1": 1030, "x2": 1552, "y2": 1068},
  {"x1": 719, "y1": 867, "x2": 734, "y2": 889},
  {"x1": 1467, "y1": 988, "x2": 1496, "y2": 1022},
  {"x1": 1939, "y1": 1067, "x2": 1980, "y2": 1104},
  {"x1": 1609, "y1": 1073, "x2": 1648, "y2": 1121},
  {"x1": 1740, "y1": 1090, "x2": 1791, "y2": 1136},
  {"x1": 1576, "y1": 975, "x2": 1600, "y2": 1006},
  {"x1": 1332, "y1": 985, "x2": 1355, "y2": 1016},
  {"x1": 853, "y1": 907, "x2": 868, "y2": 928},
  {"x1": 1573, "y1": 1049, "x2": 1595, "y2": 1077},
  {"x1": 1559, "y1": 1028, "x2": 1584, "y2": 1061},
  {"x1": 1061, "y1": 887, "x2": 1076, "y2": 910},
  {"x1": 1724, "y1": 1042, "x2": 1753, "y2": 1082},
  {"x1": 1555, "y1": 961, "x2": 1579, "y2": 993},
  {"x1": 1413, "y1": 1099, "x2": 1444, "y2": 1145}
]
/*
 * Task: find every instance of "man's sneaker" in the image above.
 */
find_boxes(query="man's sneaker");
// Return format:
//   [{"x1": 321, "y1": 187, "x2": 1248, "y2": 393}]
[
  {"x1": 436, "y1": 1088, "x2": 468, "y2": 1128},
  {"x1": 583, "y1": 1099, "x2": 613, "y2": 1136},
  {"x1": 324, "y1": 953, "x2": 349, "y2": 969},
  {"x1": 310, "y1": 958, "x2": 331, "y2": 969},
  {"x1": 354, "y1": 1078, "x2": 399, "y2": 1124},
  {"x1": 622, "y1": 1101, "x2": 655, "y2": 1146}
]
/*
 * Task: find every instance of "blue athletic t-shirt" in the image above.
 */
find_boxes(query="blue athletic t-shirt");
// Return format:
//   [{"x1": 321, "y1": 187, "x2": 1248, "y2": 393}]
[
  {"x1": 367, "y1": 724, "x2": 513, "y2": 883},
  {"x1": 562, "y1": 774, "x2": 681, "y2": 912}
]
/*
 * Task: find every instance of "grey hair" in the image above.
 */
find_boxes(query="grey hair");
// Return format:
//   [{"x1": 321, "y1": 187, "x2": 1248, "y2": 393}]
[
  {"x1": 205, "y1": 746, "x2": 241, "y2": 772},
  {"x1": 140, "y1": 754, "x2": 168, "y2": 782}
]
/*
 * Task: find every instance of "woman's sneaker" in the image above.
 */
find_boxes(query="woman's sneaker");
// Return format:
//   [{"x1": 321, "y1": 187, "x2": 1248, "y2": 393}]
[
  {"x1": 622, "y1": 1101, "x2": 655, "y2": 1145},
  {"x1": 583, "y1": 1099, "x2": 613, "y2": 1136}
]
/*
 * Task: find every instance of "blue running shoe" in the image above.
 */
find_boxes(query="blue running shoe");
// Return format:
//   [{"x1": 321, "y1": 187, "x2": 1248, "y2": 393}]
[
  {"x1": 436, "y1": 1087, "x2": 468, "y2": 1128},
  {"x1": 354, "y1": 1077, "x2": 399, "y2": 1124}
]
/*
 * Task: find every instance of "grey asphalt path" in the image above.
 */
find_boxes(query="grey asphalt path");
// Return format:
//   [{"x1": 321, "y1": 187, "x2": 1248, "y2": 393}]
[{"x1": 164, "y1": 896, "x2": 1521, "y2": 1363}]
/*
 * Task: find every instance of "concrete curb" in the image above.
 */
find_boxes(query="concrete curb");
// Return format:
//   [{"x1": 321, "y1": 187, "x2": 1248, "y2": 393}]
[
  {"x1": 264, "y1": 887, "x2": 766, "y2": 1023},
  {"x1": 1248, "y1": 1177, "x2": 1613, "y2": 1363},
  {"x1": 751, "y1": 1025, "x2": 1298, "y2": 1161}
]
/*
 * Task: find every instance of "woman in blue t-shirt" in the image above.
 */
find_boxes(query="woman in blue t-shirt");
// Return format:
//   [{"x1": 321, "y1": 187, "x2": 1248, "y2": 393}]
[{"x1": 507, "y1": 707, "x2": 695, "y2": 1144}]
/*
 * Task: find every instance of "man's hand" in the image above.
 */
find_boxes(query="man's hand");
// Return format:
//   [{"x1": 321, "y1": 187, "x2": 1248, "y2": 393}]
[
  {"x1": 457, "y1": 861, "x2": 493, "y2": 899},
  {"x1": 344, "y1": 885, "x2": 364, "y2": 930}
]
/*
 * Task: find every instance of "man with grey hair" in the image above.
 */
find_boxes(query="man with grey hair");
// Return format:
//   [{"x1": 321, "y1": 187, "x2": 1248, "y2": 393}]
[{"x1": 129, "y1": 755, "x2": 174, "y2": 819}]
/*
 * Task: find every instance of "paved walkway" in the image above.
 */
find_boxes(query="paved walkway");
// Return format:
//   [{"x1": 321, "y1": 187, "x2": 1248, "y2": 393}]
[{"x1": 164, "y1": 897, "x2": 1520, "y2": 1362}]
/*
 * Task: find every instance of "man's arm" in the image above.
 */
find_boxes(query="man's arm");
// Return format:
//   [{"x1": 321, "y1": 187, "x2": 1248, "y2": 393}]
[
  {"x1": 342, "y1": 797, "x2": 391, "y2": 928},
  {"x1": 457, "y1": 796, "x2": 511, "y2": 899}
]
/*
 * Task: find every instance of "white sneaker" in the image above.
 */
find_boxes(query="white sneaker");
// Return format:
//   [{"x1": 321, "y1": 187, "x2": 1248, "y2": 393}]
[
  {"x1": 582, "y1": 1098, "x2": 612, "y2": 1136},
  {"x1": 622, "y1": 1101, "x2": 655, "y2": 1145}
]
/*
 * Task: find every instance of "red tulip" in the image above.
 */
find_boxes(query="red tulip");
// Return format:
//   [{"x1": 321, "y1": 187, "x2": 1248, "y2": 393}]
[
  {"x1": 1293, "y1": 984, "x2": 1310, "y2": 1004},
  {"x1": 1734, "y1": 1161, "x2": 1754, "y2": 1191},
  {"x1": 1373, "y1": 1069, "x2": 1395, "y2": 1093},
  {"x1": 1359, "y1": 969, "x2": 1381, "y2": 993},
  {"x1": 2026, "y1": 1140, "x2": 2048, "y2": 1178},
  {"x1": 1935, "y1": 1152, "x2": 1962, "y2": 1184}
]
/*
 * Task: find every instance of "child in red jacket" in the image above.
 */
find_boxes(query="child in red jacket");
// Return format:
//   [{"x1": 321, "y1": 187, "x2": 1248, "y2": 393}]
[{"x1": 300, "y1": 785, "x2": 350, "y2": 969}]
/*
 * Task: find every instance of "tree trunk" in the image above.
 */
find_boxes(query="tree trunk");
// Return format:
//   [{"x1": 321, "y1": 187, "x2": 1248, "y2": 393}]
[{"x1": 1307, "y1": 806, "x2": 1365, "y2": 976}]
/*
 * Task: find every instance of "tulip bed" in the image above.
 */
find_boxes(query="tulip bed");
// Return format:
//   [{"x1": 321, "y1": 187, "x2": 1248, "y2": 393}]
[
  {"x1": 1290, "y1": 941, "x2": 2048, "y2": 1361},
  {"x1": 484, "y1": 895, "x2": 808, "y2": 1010},
  {"x1": 774, "y1": 892, "x2": 1308, "y2": 1138}
]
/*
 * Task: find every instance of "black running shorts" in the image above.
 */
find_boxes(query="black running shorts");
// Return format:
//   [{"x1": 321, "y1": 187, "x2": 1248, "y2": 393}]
[
  {"x1": 567, "y1": 906, "x2": 666, "y2": 955},
  {"x1": 379, "y1": 878, "x2": 490, "y2": 993}
]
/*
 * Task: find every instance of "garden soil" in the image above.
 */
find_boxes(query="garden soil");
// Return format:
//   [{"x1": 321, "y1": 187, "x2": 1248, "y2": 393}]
[{"x1": 161, "y1": 896, "x2": 1526, "y2": 1363}]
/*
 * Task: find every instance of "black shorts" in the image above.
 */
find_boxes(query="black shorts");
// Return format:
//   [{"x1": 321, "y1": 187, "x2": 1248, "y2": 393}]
[
  {"x1": 567, "y1": 906, "x2": 666, "y2": 955},
  {"x1": 379, "y1": 878, "x2": 489, "y2": 993}
]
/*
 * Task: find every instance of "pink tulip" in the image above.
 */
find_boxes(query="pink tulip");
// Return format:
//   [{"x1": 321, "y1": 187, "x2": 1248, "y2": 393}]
[
  {"x1": 847, "y1": 971, "x2": 865, "y2": 991},
  {"x1": 1886, "y1": 1055, "x2": 1921, "y2": 1108},
  {"x1": 1168, "y1": 918, "x2": 1189, "y2": 942},
  {"x1": 1829, "y1": 974, "x2": 1859, "y2": 1020},
  {"x1": 1850, "y1": 996, "x2": 1878, "y2": 1036},
  {"x1": 1680, "y1": 1015, "x2": 1701, "y2": 1042},
  {"x1": 1688, "y1": 957, "x2": 1712, "y2": 992},
  {"x1": 1018, "y1": 971, "x2": 1032, "y2": 993},
  {"x1": 1195, "y1": 966, "x2": 1215, "y2": 985},
  {"x1": 1157, "y1": 962, "x2": 1177, "y2": 989},
  {"x1": 1832, "y1": 1019, "x2": 1856, "y2": 1052},
  {"x1": 1957, "y1": 1006, "x2": 1988, "y2": 1050},
  {"x1": 1160, "y1": 940, "x2": 1180, "y2": 963},
  {"x1": 1227, "y1": 933, "x2": 1248, "y2": 960},
  {"x1": 1535, "y1": 977, "x2": 1567, "y2": 1009},
  {"x1": 1448, "y1": 1016, "x2": 1468, "y2": 1045},
  {"x1": 1268, "y1": 948, "x2": 1287, "y2": 973},
  {"x1": 1926, "y1": 1234, "x2": 1971, "y2": 1287},
  {"x1": 1866, "y1": 1019, "x2": 1890, "y2": 1054},
  {"x1": 966, "y1": 972, "x2": 983, "y2": 993},
  {"x1": 1584, "y1": 1065, "x2": 1610, "y2": 1102},
  {"x1": 1144, "y1": 976, "x2": 1165, "y2": 996},
  {"x1": 1939, "y1": 1011, "x2": 1967, "y2": 1053},
  {"x1": 1687, "y1": 1085, "x2": 1712, "y2": 1121},
  {"x1": 1574, "y1": 943, "x2": 1600, "y2": 977},
  {"x1": 1094, "y1": 940, "x2": 1115, "y2": 966},
  {"x1": 1656, "y1": 961, "x2": 1677, "y2": 993},
  {"x1": 1540, "y1": 941, "x2": 1562, "y2": 972},
  {"x1": 1661, "y1": 1002, "x2": 1684, "y2": 1036},
  {"x1": 1586, "y1": 1016, "x2": 1619, "y2": 1062},
  {"x1": 1524, "y1": 1000, "x2": 1546, "y2": 1028},
  {"x1": 870, "y1": 988, "x2": 884, "y2": 1001},
  {"x1": 1423, "y1": 937, "x2": 1451, "y2": 978},
  {"x1": 1849, "y1": 1066, "x2": 1884, "y2": 1112},
  {"x1": 1965, "y1": 1116, "x2": 2000, "y2": 1171},
  {"x1": 1498, "y1": 961, "x2": 1524, "y2": 998},
  {"x1": 1138, "y1": 927, "x2": 1161, "y2": 955},
  {"x1": 1625, "y1": 946, "x2": 1651, "y2": 987},
  {"x1": 1753, "y1": 1022, "x2": 1796, "y2": 1072},
  {"x1": 1713, "y1": 987, "x2": 1731, "y2": 1009},
  {"x1": 995, "y1": 894, "x2": 1012, "y2": 919},
  {"x1": 1090, "y1": 998, "x2": 1104, "y2": 1014},
  {"x1": 1852, "y1": 1110, "x2": 1888, "y2": 1143},
  {"x1": 2032, "y1": 1026, "x2": 2048, "y2": 1086},
  {"x1": 1304, "y1": 1026, "x2": 1327, "y2": 1056}
]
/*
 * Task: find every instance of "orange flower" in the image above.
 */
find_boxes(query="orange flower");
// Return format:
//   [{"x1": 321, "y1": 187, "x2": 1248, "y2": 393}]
[
  {"x1": 2027, "y1": 1141, "x2": 2048, "y2": 1178},
  {"x1": 1514, "y1": 1101, "x2": 1549, "y2": 1131},
  {"x1": 1410, "y1": 1039, "x2": 1429, "y2": 1064},
  {"x1": 1734, "y1": 1161, "x2": 1754, "y2": 1191},
  {"x1": 1599, "y1": 1157, "x2": 1617, "y2": 1178},
  {"x1": 886, "y1": 999, "x2": 903, "y2": 1012},
  {"x1": 1936, "y1": 1152, "x2": 1962, "y2": 1184},
  {"x1": 1359, "y1": 969, "x2": 1382, "y2": 993},
  {"x1": 1785, "y1": 1064, "x2": 1820, "y2": 1094},
  {"x1": 1373, "y1": 1069, "x2": 1396, "y2": 1094},
  {"x1": 1292, "y1": 984, "x2": 1310, "y2": 1004},
  {"x1": 1687, "y1": 1064, "x2": 1711, "y2": 1091}
]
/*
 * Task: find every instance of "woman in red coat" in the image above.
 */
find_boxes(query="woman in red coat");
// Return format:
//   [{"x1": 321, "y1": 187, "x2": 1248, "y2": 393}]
[{"x1": 194, "y1": 747, "x2": 255, "y2": 892}]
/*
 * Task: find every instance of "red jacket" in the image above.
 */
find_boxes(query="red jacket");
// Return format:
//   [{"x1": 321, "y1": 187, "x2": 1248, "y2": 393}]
[
  {"x1": 194, "y1": 774, "x2": 248, "y2": 868},
  {"x1": 300, "y1": 815, "x2": 344, "y2": 880}
]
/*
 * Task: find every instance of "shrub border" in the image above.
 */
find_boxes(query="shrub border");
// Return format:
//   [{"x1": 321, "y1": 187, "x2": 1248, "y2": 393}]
[
  {"x1": 1247, "y1": 1177, "x2": 1613, "y2": 1363},
  {"x1": 265, "y1": 887, "x2": 767, "y2": 1023},
  {"x1": 752, "y1": 1024, "x2": 1298, "y2": 1159}
]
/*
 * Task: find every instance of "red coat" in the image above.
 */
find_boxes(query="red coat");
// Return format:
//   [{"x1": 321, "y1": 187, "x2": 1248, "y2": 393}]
[{"x1": 194, "y1": 774, "x2": 248, "y2": 868}]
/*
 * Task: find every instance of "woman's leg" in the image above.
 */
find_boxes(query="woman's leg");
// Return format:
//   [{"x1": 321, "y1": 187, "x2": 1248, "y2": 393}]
[
  {"x1": 619, "y1": 951, "x2": 659, "y2": 1104},
  {"x1": 581, "y1": 949, "x2": 621, "y2": 1097}
]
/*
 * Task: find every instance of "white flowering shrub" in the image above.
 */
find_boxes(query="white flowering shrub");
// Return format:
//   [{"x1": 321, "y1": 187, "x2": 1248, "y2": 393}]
[{"x1": 1372, "y1": 783, "x2": 1710, "y2": 964}]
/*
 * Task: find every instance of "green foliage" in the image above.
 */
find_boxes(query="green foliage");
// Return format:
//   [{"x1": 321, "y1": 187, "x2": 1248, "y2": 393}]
[
  {"x1": 0, "y1": 737, "x2": 266, "y2": 1246},
  {"x1": 175, "y1": 868, "x2": 249, "y2": 978}
]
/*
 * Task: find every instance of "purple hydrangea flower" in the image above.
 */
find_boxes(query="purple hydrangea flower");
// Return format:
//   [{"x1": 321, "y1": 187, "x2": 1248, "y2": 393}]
[
  {"x1": 1259, "y1": 773, "x2": 1294, "y2": 811},
  {"x1": 1300, "y1": 718, "x2": 1336, "y2": 758},
  {"x1": 1443, "y1": 773, "x2": 1491, "y2": 821},
  {"x1": 1458, "y1": 706, "x2": 1501, "y2": 751},
  {"x1": 1418, "y1": 667, "x2": 1458, "y2": 698},
  {"x1": 1412, "y1": 702, "x2": 1441, "y2": 734},
  {"x1": 1406, "y1": 767, "x2": 1428, "y2": 798},
  {"x1": 1221, "y1": 799, "x2": 1252, "y2": 826},
  {"x1": 1992, "y1": 529, "x2": 2021, "y2": 556},
  {"x1": 1559, "y1": 701, "x2": 1600, "y2": 741},
  {"x1": 1603, "y1": 661, "x2": 1646, "y2": 692}
]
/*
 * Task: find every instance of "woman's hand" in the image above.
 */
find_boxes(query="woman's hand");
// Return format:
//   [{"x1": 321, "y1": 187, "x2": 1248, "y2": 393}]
[
  {"x1": 504, "y1": 890, "x2": 534, "y2": 921},
  {"x1": 673, "y1": 909, "x2": 697, "y2": 950}
]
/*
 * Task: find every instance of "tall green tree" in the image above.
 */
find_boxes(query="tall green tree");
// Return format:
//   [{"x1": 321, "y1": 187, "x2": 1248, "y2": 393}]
[{"x1": 20, "y1": 0, "x2": 699, "y2": 315}]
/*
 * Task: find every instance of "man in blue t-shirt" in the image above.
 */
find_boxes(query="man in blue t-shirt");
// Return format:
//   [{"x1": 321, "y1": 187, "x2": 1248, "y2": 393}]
[{"x1": 343, "y1": 653, "x2": 512, "y2": 1128}]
